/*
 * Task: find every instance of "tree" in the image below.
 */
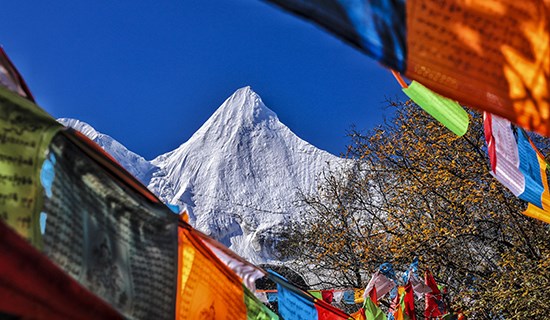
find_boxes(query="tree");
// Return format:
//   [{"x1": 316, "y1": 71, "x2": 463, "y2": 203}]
[{"x1": 284, "y1": 100, "x2": 550, "y2": 318}]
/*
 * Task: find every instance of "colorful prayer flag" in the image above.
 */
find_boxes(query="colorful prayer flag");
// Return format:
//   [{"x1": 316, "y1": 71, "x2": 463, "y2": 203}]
[
  {"x1": 354, "y1": 288, "x2": 365, "y2": 304},
  {"x1": 483, "y1": 112, "x2": 525, "y2": 196},
  {"x1": 310, "y1": 290, "x2": 323, "y2": 300},
  {"x1": 364, "y1": 270, "x2": 396, "y2": 300},
  {"x1": 321, "y1": 290, "x2": 334, "y2": 304},
  {"x1": 516, "y1": 129, "x2": 545, "y2": 207},
  {"x1": 403, "y1": 282, "x2": 416, "y2": 320},
  {"x1": 407, "y1": 0, "x2": 550, "y2": 136},
  {"x1": 522, "y1": 145, "x2": 550, "y2": 223},
  {"x1": 402, "y1": 80, "x2": 469, "y2": 136},
  {"x1": 0, "y1": 86, "x2": 61, "y2": 248},
  {"x1": 177, "y1": 224, "x2": 273, "y2": 319},
  {"x1": 483, "y1": 112, "x2": 550, "y2": 224},
  {"x1": 425, "y1": 270, "x2": 446, "y2": 319}
]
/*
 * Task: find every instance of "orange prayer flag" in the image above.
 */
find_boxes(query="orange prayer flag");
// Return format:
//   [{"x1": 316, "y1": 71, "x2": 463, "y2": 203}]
[
  {"x1": 406, "y1": 0, "x2": 550, "y2": 136},
  {"x1": 176, "y1": 224, "x2": 247, "y2": 319}
]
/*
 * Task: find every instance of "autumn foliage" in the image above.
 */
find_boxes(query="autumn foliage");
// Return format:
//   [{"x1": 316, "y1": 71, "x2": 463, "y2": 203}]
[{"x1": 283, "y1": 100, "x2": 550, "y2": 319}]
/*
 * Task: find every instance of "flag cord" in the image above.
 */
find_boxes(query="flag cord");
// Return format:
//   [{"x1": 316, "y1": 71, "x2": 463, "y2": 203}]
[{"x1": 391, "y1": 70, "x2": 408, "y2": 88}]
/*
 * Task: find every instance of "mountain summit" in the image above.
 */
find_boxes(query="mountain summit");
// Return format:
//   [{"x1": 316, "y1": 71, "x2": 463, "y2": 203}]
[{"x1": 62, "y1": 87, "x2": 344, "y2": 262}]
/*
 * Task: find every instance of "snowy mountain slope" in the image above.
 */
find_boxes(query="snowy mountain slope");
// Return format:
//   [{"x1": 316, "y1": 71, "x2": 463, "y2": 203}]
[
  {"x1": 57, "y1": 118, "x2": 156, "y2": 184},
  {"x1": 148, "y1": 86, "x2": 345, "y2": 262},
  {"x1": 61, "y1": 86, "x2": 345, "y2": 263}
]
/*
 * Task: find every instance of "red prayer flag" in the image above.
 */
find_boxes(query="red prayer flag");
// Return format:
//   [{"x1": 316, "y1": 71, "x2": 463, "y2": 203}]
[
  {"x1": 425, "y1": 270, "x2": 446, "y2": 318},
  {"x1": 321, "y1": 290, "x2": 334, "y2": 304}
]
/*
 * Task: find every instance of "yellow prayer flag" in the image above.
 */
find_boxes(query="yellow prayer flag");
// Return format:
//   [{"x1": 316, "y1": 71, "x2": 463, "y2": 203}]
[{"x1": 0, "y1": 86, "x2": 61, "y2": 248}]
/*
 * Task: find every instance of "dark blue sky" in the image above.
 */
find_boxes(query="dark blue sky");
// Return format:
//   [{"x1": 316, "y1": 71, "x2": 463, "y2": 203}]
[{"x1": 0, "y1": 0, "x2": 405, "y2": 159}]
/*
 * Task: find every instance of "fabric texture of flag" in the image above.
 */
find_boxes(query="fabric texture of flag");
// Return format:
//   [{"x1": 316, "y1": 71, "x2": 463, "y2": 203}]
[
  {"x1": 425, "y1": 270, "x2": 446, "y2": 318},
  {"x1": 0, "y1": 86, "x2": 62, "y2": 248},
  {"x1": 364, "y1": 270, "x2": 396, "y2": 300},
  {"x1": 365, "y1": 295, "x2": 388, "y2": 320},
  {"x1": 268, "y1": 270, "x2": 350, "y2": 320},
  {"x1": 402, "y1": 80, "x2": 469, "y2": 136},
  {"x1": 321, "y1": 290, "x2": 334, "y2": 304},
  {"x1": 0, "y1": 220, "x2": 123, "y2": 320},
  {"x1": 483, "y1": 112, "x2": 526, "y2": 196},
  {"x1": 197, "y1": 228, "x2": 266, "y2": 292},
  {"x1": 406, "y1": 0, "x2": 550, "y2": 136},
  {"x1": 41, "y1": 132, "x2": 179, "y2": 319},
  {"x1": 177, "y1": 223, "x2": 276, "y2": 319},
  {"x1": 522, "y1": 141, "x2": 550, "y2": 223}
]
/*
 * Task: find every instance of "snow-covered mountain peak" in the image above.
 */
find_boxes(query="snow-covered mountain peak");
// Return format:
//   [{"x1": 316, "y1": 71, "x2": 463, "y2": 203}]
[
  {"x1": 211, "y1": 86, "x2": 277, "y2": 127},
  {"x1": 57, "y1": 118, "x2": 156, "y2": 184},
  {"x1": 147, "y1": 87, "x2": 344, "y2": 262},
  {"x1": 185, "y1": 86, "x2": 278, "y2": 148}
]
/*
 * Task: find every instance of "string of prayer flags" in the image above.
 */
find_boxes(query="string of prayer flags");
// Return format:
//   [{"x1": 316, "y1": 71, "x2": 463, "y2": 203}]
[
  {"x1": 400, "y1": 78, "x2": 469, "y2": 136},
  {"x1": 262, "y1": 0, "x2": 550, "y2": 137},
  {"x1": 425, "y1": 270, "x2": 446, "y2": 318},
  {"x1": 268, "y1": 270, "x2": 351, "y2": 320},
  {"x1": 484, "y1": 112, "x2": 550, "y2": 223},
  {"x1": 0, "y1": 86, "x2": 62, "y2": 248},
  {"x1": 177, "y1": 222, "x2": 277, "y2": 319}
]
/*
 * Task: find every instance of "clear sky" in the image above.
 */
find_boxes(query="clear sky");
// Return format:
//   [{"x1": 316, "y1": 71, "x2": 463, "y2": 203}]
[{"x1": 0, "y1": 0, "x2": 406, "y2": 159}]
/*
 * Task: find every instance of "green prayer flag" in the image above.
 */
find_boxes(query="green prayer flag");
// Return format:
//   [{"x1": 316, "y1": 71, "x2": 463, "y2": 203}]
[
  {"x1": 364, "y1": 297, "x2": 387, "y2": 320},
  {"x1": 243, "y1": 285, "x2": 279, "y2": 320},
  {"x1": 0, "y1": 86, "x2": 61, "y2": 248},
  {"x1": 309, "y1": 290, "x2": 323, "y2": 300},
  {"x1": 403, "y1": 81, "x2": 469, "y2": 136}
]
